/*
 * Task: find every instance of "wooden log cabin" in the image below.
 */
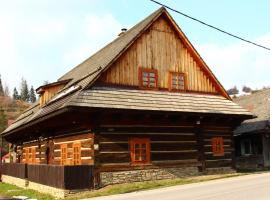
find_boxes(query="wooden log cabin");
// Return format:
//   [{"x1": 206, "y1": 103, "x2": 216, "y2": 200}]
[{"x1": 1, "y1": 7, "x2": 253, "y2": 190}]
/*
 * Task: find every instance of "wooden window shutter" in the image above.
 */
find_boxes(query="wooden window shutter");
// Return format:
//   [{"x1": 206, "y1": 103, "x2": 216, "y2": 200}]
[
  {"x1": 212, "y1": 137, "x2": 224, "y2": 156},
  {"x1": 72, "y1": 143, "x2": 81, "y2": 165},
  {"x1": 32, "y1": 147, "x2": 36, "y2": 164},
  {"x1": 60, "y1": 144, "x2": 68, "y2": 165},
  {"x1": 25, "y1": 148, "x2": 29, "y2": 163}
]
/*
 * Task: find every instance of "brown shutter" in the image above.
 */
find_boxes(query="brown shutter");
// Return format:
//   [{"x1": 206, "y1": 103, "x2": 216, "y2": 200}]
[{"x1": 32, "y1": 147, "x2": 36, "y2": 164}]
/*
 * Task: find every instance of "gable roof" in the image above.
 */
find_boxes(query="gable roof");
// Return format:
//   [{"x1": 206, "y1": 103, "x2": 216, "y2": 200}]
[
  {"x1": 2, "y1": 7, "x2": 252, "y2": 136},
  {"x1": 234, "y1": 89, "x2": 270, "y2": 135},
  {"x1": 58, "y1": 7, "x2": 230, "y2": 99}
]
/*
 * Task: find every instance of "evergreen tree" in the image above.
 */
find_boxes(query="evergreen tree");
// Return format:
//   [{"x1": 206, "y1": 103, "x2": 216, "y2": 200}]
[
  {"x1": 227, "y1": 86, "x2": 239, "y2": 95},
  {"x1": 29, "y1": 86, "x2": 36, "y2": 103},
  {"x1": 242, "y1": 86, "x2": 252, "y2": 93},
  {"x1": 0, "y1": 75, "x2": 4, "y2": 96},
  {"x1": 13, "y1": 87, "x2": 20, "y2": 100},
  {"x1": 0, "y1": 108, "x2": 9, "y2": 153},
  {"x1": 20, "y1": 78, "x2": 29, "y2": 102},
  {"x1": 0, "y1": 107, "x2": 7, "y2": 133}
]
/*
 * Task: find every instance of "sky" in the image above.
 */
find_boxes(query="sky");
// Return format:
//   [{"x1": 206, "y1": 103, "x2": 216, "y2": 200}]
[{"x1": 1, "y1": 0, "x2": 270, "y2": 94}]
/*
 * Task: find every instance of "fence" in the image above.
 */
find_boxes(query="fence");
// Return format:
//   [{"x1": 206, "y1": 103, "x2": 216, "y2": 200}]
[
  {"x1": 2, "y1": 163, "x2": 27, "y2": 179},
  {"x1": 2, "y1": 163, "x2": 93, "y2": 190}
]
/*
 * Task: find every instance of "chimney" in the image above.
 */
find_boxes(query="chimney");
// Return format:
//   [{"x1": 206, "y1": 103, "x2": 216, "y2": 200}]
[{"x1": 118, "y1": 28, "x2": 128, "y2": 36}]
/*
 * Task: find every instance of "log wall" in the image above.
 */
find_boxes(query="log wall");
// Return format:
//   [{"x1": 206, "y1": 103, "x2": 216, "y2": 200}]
[
  {"x1": 97, "y1": 122, "x2": 234, "y2": 172},
  {"x1": 19, "y1": 133, "x2": 94, "y2": 165},
  {"x1": 98, "y1": 127, "x2": 200, "y2": 172},
  {"x1": 202, "y1": 125, "x2": 234, "y2": 169}
]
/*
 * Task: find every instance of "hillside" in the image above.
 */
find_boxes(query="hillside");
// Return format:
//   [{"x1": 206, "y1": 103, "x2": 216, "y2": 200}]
[{"x1": 0, "y1": 95, "x2": 30, "y2": 124}]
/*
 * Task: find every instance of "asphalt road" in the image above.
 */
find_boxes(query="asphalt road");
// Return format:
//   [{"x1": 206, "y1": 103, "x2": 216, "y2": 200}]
[{"x1": 88, "y1": 172, "x2": 270, "y2": 200}]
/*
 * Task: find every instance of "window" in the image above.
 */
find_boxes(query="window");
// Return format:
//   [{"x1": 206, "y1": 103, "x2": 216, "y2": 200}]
[
  {"x1": 73, "y1": 143, "x2": 81, "y2": 165},
  {"x1": 241, "y1": 139, "x2": 252, "y2": 155},
  {"x1": 212, "y1": 137, "x2": 224, "y2": 156},
  {"x1": 60, "y1": 144, "x2": 68, "y2": 165},
  {"x1": 139, "y1": 68, "x2": 158, "y2": 88},
  {"x1": 31, "y1": 147, "x2": 36, "y2": 164},
  {"x1": 169, "y1": 72, "x2": 186, "y2": 91},
  {"x1": 25, "y1": 148, "x2": 29, "y2": 163},
  {"x1": 130, "y1": 138, "x2": 150, "y2": 164}
]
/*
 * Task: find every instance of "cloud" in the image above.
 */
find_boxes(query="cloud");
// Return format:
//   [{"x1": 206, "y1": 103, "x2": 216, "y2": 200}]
[
  {"x1": 0, "y1": 5, "x2": 124, "y2": 92},
  {"x1": 62, "y1": 13, "x2": 124, "y2": 70},
  {"x1": 197, "y1": 33, "x2": 270, "y2": 90},
  {"x1": 1, "y1": 0, "x2": 269, "y2": 95}
]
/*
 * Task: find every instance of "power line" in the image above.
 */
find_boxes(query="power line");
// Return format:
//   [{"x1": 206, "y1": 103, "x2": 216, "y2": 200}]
[{"x1": 150, "y1": 0, "x2": 270, "y2": 51}]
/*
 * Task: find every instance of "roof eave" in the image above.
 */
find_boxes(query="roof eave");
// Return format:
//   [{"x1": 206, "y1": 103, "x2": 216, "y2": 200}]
[{"x1": 1, "y1": 107, "x2": 72, "y2": 137}]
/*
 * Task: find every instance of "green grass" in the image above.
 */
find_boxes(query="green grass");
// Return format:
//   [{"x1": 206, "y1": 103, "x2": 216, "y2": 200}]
[
  {"x1": 0, "y1": 182, "x2": 54, "y2": 200},
  {"x1": 0, "y1": 172, "x2": 260, "y2": 200},
  {"x1": 66, "y1": 173, "x2": 248, "y2": 200}
]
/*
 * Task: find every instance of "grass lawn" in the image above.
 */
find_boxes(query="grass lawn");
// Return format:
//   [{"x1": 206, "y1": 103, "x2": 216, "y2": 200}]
[
  {"x1": 0, "y1": 171, "x2": 260, "y2": 200},
  {"x1": 66, "y1": 172, "x2": 248, "y2": 200},
  {"x1": 0, "y1": 182, "x2": 54, "y2": 200}
]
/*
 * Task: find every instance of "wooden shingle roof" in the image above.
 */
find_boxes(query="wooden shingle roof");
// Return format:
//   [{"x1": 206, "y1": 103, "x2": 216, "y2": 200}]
[
  {"x1": 234, "y1": 89, "x2": 270, "y2": 135},
  {"x1": 2, "y1": 7, "x2": 253, "y2": 136},
  {"x1": 68, "y1": 87, "x2": 252, "y2": 116}
]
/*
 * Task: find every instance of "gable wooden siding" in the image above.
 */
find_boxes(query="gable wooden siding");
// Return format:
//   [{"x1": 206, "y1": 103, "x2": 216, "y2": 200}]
[{"x1": 99, "y1": 15, "x2": 218, "y2": 94}]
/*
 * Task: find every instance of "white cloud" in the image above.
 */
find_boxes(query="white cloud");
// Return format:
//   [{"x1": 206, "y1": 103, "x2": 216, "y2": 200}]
[
  {"x1": 197, "y1": 33, "x2": 270, "y2": 90},
  {"x1": 1, "y1": 0, "x2": 269, "y2": 95},
  {"x1": 63, "y1": 13, "x2": 124, "y2": 69},
  {"x1": 0, "y1": 17, "x2": 21, "y2": 91},
  {"x1": 26, "y1": 19, "x2": 67, "y2": 47},
  {"x1": 0, "y1": 5, "x2": 124, "y2": 92}
]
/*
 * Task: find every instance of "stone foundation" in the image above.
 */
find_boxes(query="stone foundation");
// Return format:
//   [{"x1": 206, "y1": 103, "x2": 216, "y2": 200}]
[
  {"x1": 100, "y1": 167, "x2": 199, "y2": 186},
  {"x1": 204, "y1": 167, "x2": 236, "y2": 174}
]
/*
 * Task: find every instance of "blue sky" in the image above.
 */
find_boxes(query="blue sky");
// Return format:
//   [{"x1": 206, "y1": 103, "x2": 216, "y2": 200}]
[{"x1": 1, "y1": 0, "x2": 270, "y2": 93}]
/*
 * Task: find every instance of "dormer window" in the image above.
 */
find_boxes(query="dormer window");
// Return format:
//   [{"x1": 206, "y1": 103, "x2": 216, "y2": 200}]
[
  {"x1": 36, "y1": 80, "x2": 69, "y2": 107},
  {"x1": 169, "y1": 72, "x2": 186, "y2": 91},
  {"x1": 139, "y1": 68, "x2": 158, "y2": 89}
]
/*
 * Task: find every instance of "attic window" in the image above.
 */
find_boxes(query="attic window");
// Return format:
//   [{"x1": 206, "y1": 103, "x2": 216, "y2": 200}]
[
  {"x1": 139, "y1": 68, "x2": 158, "y2": 89},
  {"x1": 169, "y1": 72, "x2": 186, "y2": 91}
]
